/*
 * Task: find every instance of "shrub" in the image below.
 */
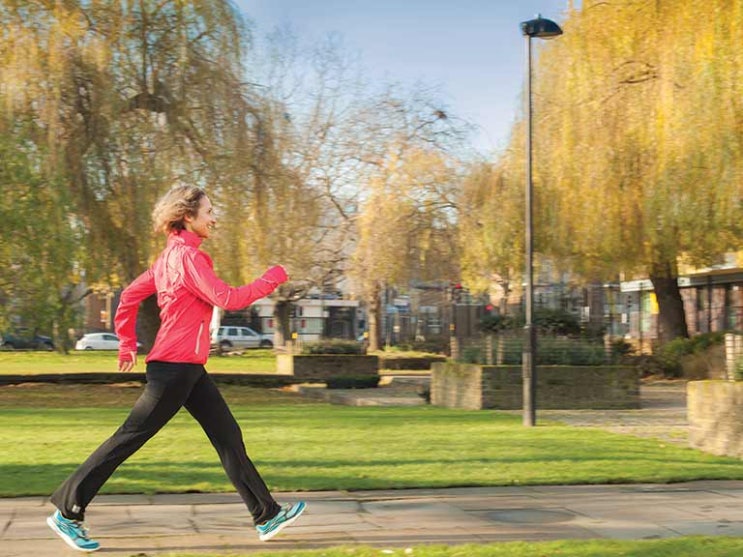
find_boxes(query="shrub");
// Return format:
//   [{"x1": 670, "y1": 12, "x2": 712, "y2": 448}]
[
  {"x1": 621, "y1": 354, "x2": 666, "y2": 378},
  {"x1": 536, "y1": 336, "x2": 607, "y2": 365},
  {"x1": 457, "y1": 335, "x2": 608, "y2": 366},
  {"x1": 479, "y1": 314, "x2": 517, "y2": 333},
  {"x1": 394, "y1": 336, "x2": 450, "y2": 354},
  {"x1": 480, "y1": 308, "x2": 582, "y2": 337},
  {"x1": 534, "y1": 308, "x2": 582, "y2": 336},
  {"x1": 301, "y1": 340, "x2": 364, "y2": 355},
  {"x1": 610, "y1": 339, "x2": 635, "y2": 359},
  {"x1": 650, "y1": 332, "x2": 727, "y2": 378},
  {"x1": 460, "y1": 345, "x2": 483, "y2": 364}
]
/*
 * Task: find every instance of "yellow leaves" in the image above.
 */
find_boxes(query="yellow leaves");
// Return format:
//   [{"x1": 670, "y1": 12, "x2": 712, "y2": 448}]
[
  {"x1": 352, "y1": 141, "x2": 459, "y2": 291},
  {"x1": 482, "y1": 0, "x2": 743, "y2": 284},
  {"x1": 1, "y1": 23, "x2": 42, "y2": 113},
  {"x1": 458, "y1": 161, "x2": 524, "y2": 293}
]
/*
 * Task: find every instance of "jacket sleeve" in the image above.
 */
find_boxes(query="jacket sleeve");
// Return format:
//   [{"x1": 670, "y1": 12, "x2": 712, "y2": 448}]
[
  {"x1": 181, "y1": 251, "x2": 279, "y2": 310},
  {"x1": 114, "y1": 268, "x2": 156, "y2": 359}
]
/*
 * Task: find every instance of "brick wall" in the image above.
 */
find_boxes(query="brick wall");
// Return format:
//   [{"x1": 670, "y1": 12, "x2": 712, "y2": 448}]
[
  {"x1": 378, "y1": 356, "x2": 447, "y2": 370},
  {"x1": 431, "y1": 363, "x2": 640, "y2": 410},
  {"x1": 276, "y1": 354, "x2": 379, "y2": 381},
  {"x1": 688, "y1": 381, "x2": 743, "y2": 459}
]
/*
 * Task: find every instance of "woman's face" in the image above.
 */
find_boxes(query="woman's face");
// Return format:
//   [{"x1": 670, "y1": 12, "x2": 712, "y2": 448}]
[{"x1": 185, "y1": 195, "x2": 216, "y2": 239}]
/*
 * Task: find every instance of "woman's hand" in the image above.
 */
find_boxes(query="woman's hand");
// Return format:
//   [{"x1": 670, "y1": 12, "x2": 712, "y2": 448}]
[
  {"x1": 260, "y1": 265, "x2": 289, "y2": 286},
  {"x1": 118, "y1": 351, "x2": 138, "y2": 373}
]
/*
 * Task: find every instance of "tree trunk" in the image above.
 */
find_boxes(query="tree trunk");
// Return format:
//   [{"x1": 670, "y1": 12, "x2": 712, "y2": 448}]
[
  {"x1": 367, "y1": 282, "x2": 382, "y2": 352},
  {"x1": 649, "y1": 262, "x2": 689, "y2": 344}
]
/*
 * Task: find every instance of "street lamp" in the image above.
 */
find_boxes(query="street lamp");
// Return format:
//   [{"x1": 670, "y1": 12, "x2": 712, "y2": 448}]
[{"x1": 520, "y1": 14, "x2": 562, "y2": 427}]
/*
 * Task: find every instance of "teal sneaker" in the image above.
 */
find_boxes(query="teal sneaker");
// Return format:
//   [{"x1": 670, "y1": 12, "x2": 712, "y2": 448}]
[
  {"x1": 46, "y1": 509, "x2": 100, "y2": 552},
  {"x1": 256, "y1": 501, "x2": 306, "y2": 541}
]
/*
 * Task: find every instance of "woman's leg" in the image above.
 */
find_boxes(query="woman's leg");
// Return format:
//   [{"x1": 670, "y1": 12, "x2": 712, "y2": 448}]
[
  {"x1": 50, "y1": 362, "x2": 203, "y2": 520},
  {"x1": 184, "y1": 372, "x2": 281, "y2": 525}
]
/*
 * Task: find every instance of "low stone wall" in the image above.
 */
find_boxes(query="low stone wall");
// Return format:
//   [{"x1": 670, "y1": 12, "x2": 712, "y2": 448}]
[
  {"x1": 431, "y1": 363, "x2": 640, "y2": 410},
  {"x1": 276, "y1": 354, "x2": 379, "y2": 383},
  {"x1": 688, "y1": 380, "x2": 743, "y2": 459},
  {"x1": 378, "y1": 356, "x2": 446, "y2": 371}
]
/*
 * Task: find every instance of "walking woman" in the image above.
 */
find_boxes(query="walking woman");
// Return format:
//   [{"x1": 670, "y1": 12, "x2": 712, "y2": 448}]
[{"x1": 47, "y1": 185, "x2": 305, "y2": 552}]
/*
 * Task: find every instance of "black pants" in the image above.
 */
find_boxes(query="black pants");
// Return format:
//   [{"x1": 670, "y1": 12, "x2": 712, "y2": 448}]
[{"x1": 50, "y1": 361, "x2": 280, "y2": 525}]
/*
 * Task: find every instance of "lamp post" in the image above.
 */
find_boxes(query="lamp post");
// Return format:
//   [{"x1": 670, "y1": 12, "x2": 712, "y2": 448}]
[{"x1": 520, "y1": 14, "x2": 562, "y2": 427}]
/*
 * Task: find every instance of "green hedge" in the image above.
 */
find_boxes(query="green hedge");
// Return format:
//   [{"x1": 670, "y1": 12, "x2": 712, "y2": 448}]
[
  {"x1": 460, "y1": 335, "x2": 608, "y2": 366},
  {"x1": 301, "y1": 339, "x2": 364, "y2": 355},
  {"x1": 652, "y1": 332, "x2": 727, "y2": 377}
]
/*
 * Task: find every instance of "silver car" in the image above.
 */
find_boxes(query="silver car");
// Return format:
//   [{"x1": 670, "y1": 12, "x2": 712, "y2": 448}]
[
  {"x1": 75, "y1": 332, "x2": 122, "y2": 350},
  {"x1": 211, "y1": 326, "x2": 273, "y2": 350}
]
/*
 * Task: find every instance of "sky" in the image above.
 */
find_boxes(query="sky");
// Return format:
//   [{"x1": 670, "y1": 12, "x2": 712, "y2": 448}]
[{"x1": 233, "y1": 0, "x2": 573, "y2": 155}]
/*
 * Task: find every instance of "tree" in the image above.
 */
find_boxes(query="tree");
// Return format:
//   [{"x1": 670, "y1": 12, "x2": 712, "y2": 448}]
[
  {"x1": 209, "y1": 30, "x2": 373, "y2": 346},
  {"x1": 458, "y1": 156, "x2": 524, "y2": 312},
  {"x1": 0, "y1": 122, "x2": 88, "y2": 350},
  {"x1": 351, "y1": 101, "x2": 463, "y2": 351},
  {"x1": 220, "y1": 31, "x2": 467, "y2": 347},
  {"x1": 0, "y1": 0, "x2": 263, "y2": 347},
  {"x1": 483, "y1": 0, "x2": 743, "y2": 343}
]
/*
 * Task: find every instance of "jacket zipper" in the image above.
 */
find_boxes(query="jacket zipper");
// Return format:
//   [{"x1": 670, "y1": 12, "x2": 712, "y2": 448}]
[{"x1": 195, "y1": 320, "x2": 204, "y2": 355}]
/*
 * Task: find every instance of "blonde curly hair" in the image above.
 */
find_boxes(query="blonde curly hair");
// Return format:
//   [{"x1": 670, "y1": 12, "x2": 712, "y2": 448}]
[{"x1": 152, "y1": 185, "x2": 207, "y2": 235}]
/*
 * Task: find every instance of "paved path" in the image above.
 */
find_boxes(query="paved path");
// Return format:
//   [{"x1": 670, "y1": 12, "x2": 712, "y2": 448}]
[
  {"x1": 536, "y1": 380, "x2": 689, "y2": 446},
  {"x1": 307, "y1": 379, "x2": 690, "y2": 446},
  {"x1": 3, "y1": 482, "x2": 743, "y2": 556}
]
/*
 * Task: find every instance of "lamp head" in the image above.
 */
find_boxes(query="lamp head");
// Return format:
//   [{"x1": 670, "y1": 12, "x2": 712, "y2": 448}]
[{"x1": 521, "y1": 15, "x2": 563, "y2": 38}]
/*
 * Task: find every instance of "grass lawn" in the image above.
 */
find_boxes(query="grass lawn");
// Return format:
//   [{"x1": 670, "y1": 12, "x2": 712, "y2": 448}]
[
  {"x1": 1, "y1": 384, "x2": 741, "y2": 497},
  {"x1": 0, "y1": 348, "x2": 444, "y2": 375},
  {"x1": 0, "y1": 349, "x2": 277, "y2": 374},
  {"x1": 161, "y1": 538, "x2": 743, "y2": 557}
]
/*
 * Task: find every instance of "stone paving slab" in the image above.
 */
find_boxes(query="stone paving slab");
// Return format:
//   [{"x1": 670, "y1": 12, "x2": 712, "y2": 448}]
[{"x1": 2, "y1": 482, "x2": 742, "y2": 556}]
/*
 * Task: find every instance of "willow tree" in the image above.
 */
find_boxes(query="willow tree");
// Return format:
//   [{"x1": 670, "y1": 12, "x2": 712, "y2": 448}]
[
  {"x1": 0, "y1": 124, "x2": 88, "y2": 349},
  {"x1": 351, "y1": 113, "x2": 462, "y2": 352},
  {"x1": 0, "y1": 0, "x2": 264, "y2": 347},
  {"x1": 459, "y1": 152, "x2": 525, "y2": 311},
  {"x1": 496, "y1": 0, "x2": 743, "y2": 343}
]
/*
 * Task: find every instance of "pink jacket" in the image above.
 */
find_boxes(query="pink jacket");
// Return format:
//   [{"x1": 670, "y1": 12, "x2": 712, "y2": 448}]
[{"x1": 114, "y1": 230, "x2": 280, "y2": 365}]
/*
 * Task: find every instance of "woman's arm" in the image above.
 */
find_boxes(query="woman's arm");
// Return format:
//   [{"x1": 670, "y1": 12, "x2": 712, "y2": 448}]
[
  {"x1": 182, "y1": 251, "x2": 287, "y2": 310},
  {"x1": 114, "y1": 269, "x2": 156, "y2": 369}
]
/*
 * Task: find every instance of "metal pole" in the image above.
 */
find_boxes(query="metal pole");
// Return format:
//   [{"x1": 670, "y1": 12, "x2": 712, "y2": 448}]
[{"x1": 523, "y1": 35, "x2": 537, "y2": 427}]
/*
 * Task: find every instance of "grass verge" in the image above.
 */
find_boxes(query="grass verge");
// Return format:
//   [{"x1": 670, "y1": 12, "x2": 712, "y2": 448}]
[
  {"x1": 163, "y1": 537, "x2": 743, "y2": 557},
  {"x1": 1, "y1": 384, "x2": 741, "y2": 497},
  {"x1": 0, "y1": 350, "x2": 277, "y2": 374}
]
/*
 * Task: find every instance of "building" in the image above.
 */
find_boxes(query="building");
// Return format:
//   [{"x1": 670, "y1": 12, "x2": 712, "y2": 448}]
[{"x1": 618, "y1": 252, "x2": 743, "y2": 350}]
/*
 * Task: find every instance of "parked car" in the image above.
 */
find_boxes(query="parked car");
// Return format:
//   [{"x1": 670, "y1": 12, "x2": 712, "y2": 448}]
[
  {"x1": 211, "y1": 326, "x2": 273, "y2": 350},
  {"x1": 75, "y1": 332, "x2": 123, "y2": 351},
  {"x1": 1, "y1": 330, "x2": 55, "y2": 351}
]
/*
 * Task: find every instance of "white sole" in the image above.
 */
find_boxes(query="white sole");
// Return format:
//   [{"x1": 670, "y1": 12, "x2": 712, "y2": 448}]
[
  {"x1": 259, "y1": 504, "x2": 306, "y2": 541},
  {"x1": 47, "y1": 516, "x2": 100, "y2": 553}
]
